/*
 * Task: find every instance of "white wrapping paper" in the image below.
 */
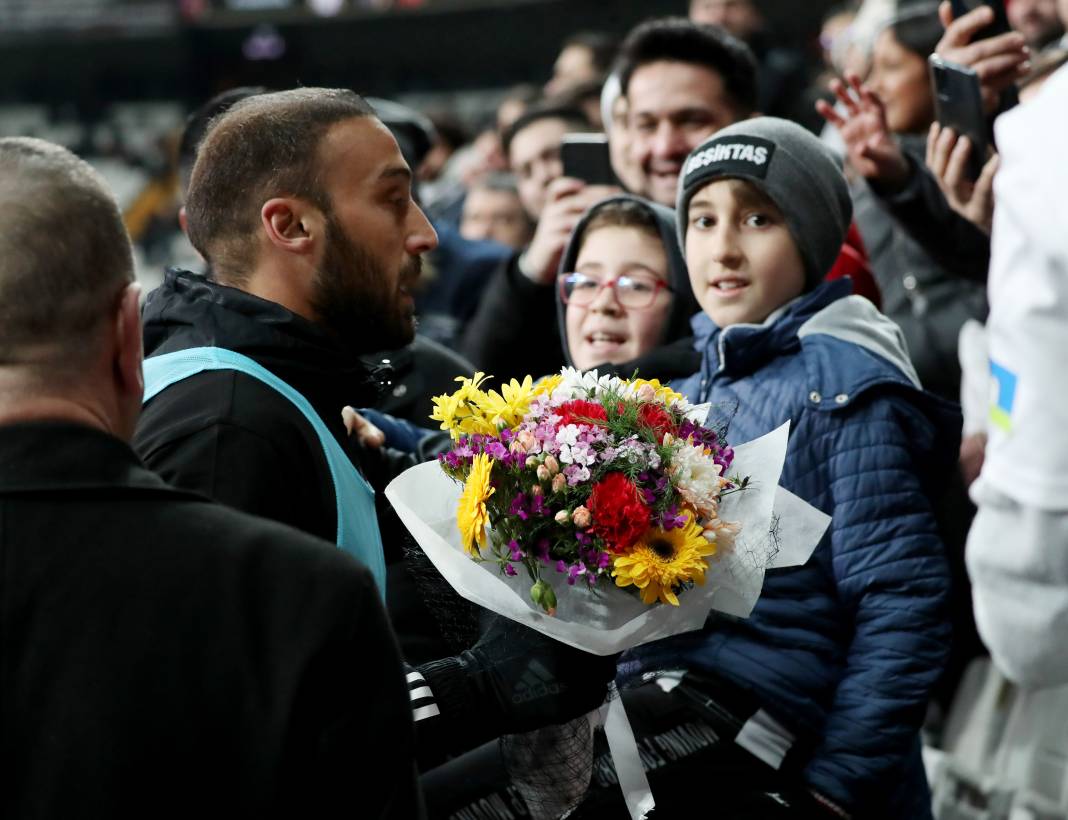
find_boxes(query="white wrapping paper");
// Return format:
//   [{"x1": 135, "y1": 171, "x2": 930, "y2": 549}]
[{"x1": 384, "y1": 421, "x2": 831, "y2": 819}]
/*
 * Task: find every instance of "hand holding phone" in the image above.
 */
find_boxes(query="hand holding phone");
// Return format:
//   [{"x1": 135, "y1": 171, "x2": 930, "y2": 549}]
[
  {"x1": 560, "y1": 134, "x2": 618, "y2": 187},
  {"x1": 949, "y1": 0, "x2": 1011, "y2": 41},
  {"x1": 929, "y1": 54, "x2": 989, "y2": 180}
]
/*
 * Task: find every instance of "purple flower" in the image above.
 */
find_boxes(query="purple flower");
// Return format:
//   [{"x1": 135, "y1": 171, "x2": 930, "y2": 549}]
[
  {"x1": 508, "y1": 539, "x2": 524, "y2": 560},
  {"x1": 530, "y1": 493, "x2": 549, "y2": 517},
  {"x1": 504, "y1": 563, "x2": 518, "y2": 577},
  {"x1": 484, "y1": 441, "x2": 508, "y2": 460},
  {"x1": 556, "y1": 560, "x2": 567, "y2": 573},
  {"x1": 509, "y1": 493, "x2": 530, "y2": 521}
]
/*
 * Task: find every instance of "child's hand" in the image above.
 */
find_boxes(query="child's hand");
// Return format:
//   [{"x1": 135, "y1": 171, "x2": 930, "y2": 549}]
[
  {"x1": 342, "y1": 406, "x2": 386, "y2": 449},
  {"x1": 935, "y1": 1, "x2": 1030, "y2": 115},
  {"x1": 816, "y1": 73, "x2": 910, "y2": 191},
  {"x1": 926, "y1": 122, "x2": 999, "y2": 236}
]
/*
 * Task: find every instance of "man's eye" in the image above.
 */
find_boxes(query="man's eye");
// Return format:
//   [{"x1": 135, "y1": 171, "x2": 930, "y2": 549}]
[
  {"x1": 633, "y1": 119, "x2": 656, "y2": 134},
  {"x1": 692, "y1": 215, "x2": 714, "y2": 230}
]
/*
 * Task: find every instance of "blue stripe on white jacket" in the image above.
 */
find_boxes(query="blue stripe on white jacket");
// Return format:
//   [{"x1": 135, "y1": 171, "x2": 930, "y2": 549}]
[{"x1": 629, "y1": 279, "x2": 960, "y2": 819}]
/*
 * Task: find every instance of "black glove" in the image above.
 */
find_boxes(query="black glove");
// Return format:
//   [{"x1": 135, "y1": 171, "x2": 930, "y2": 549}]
[{"x1": 418, "y1": 614, "x2": 618, "y2": 744}]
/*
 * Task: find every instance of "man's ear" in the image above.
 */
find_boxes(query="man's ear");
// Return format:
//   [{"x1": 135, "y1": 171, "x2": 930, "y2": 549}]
[
  {"x1": 178, "y1": 205, "x2": 189, "y2": 237},
  {"x1": 114, "y1": 282, "x2": 144, "y2": 402},
  {"x1": 261, "y1": 197, "x2": 324, "y2": 258}
]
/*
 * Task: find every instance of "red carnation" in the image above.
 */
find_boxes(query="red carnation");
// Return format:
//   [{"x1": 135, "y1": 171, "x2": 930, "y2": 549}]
[
  {"x1": 556, "y1": 399, "x2": 608, "y2": 428},
  {"x1": 638, "y1": 403, "x2": 677, "y2": 442},
  {"x1": 587, "y1": 472, "x2": 651, "y2": 553}
]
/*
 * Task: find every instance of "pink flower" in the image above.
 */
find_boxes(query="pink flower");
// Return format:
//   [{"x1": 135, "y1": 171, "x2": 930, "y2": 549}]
[{"x1": 572, "y1": 505, "x2": 591, "y2": 528}]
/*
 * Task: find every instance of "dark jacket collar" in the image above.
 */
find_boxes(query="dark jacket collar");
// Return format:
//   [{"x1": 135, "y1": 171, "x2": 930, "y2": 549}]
[
  {"x1": 693, "y1": 279, "x2": 853, "y2": 379},
  {"x1": 0, "y1": 421, "x2": 191, "y2": 495},
  {"x1": 143, "y1": 269, "x2": 381, "y2": 416}
]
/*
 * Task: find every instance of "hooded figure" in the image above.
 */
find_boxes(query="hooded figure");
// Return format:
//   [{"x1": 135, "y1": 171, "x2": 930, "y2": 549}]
[{"x1": 554, "y1": 194, "x2": 700, "y2": 381}]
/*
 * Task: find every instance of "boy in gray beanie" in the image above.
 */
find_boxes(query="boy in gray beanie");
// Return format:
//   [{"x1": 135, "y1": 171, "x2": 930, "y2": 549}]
[
  {"x1": 677, "y1": 116, "x2": 853, "y2": 295},
  {"x1": 597, "y1": 117, "x2": 960, "y2": 820}
]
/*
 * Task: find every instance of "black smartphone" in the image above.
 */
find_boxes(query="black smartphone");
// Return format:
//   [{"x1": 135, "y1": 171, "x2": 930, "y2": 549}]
[
  {"x1": 929, "y1": 54, "x2": 989, "y2": 180},
  {"x1": 561, "y1": 133, "x2": 617, "y2": 186},
  {"x1": 949, "y1": 0, "x2": 1011, "y2": 41}
]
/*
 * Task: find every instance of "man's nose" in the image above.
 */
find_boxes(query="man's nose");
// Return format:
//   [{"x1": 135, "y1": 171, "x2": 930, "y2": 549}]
[
  {"x1": 652, "y1": 121, "x2": 689, "y2": 162},
  {"x1": 406, "y1": 204, "x2": 439, "y2": 255}
]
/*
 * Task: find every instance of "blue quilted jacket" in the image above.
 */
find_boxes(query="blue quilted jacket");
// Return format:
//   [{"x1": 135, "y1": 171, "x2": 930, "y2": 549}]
[{"x1": 630, "y1": 280, "x2": 959, "y2": 818}]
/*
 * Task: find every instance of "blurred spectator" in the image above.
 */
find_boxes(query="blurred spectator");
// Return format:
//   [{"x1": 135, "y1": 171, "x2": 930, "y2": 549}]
[
  {"x1": 552, "y1": 78, "x2": 608, "y2": 129},
  {"x1": 600, "y1": 74, "x2": 646, "y2": 193},
  {"x1": 459, "y1": 104, "x2": 621, "y2": 378},
  {"x1": 417, "y1": 111, "x2": 468, "y2": 184},
  {"x1": 1007, "y1": 0, "x2": 1064, "y2": 50},
  {"x1": 495, "y1": 83, "x2": 542, "y2": 135},
  {"x1": 544, "y1": 31, "x2": 618, "y2": 98},
  {"x1": 688, "y1": 0, "x2": 813, "y2": 126},
  {"x1": 1018, "y1": 42, "x2": 1068, "y2": 99},
  {"x1": 818, "y1": 5, "x2": 989, "y2": 401},
  {"x1": 614, "y1": 17, "x2": 757, "y2": 207},
  {"x1": 458, "y1": 172, "x2": 533, "y2": 250},
  {"x1": 501, "y1": 103, "x2": 592, "y2": 220}
]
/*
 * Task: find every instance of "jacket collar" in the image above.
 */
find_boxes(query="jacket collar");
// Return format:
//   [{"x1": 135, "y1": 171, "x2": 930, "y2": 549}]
[
  {"x1": 143, "y1": 269, "x2": 382, "y2": 418},
  {"x1": 0, "y1": 421, "x2": 196, "y2": 496},
  {"x1": 692, "y1": 279, "x2": 853, "y2": 379}
]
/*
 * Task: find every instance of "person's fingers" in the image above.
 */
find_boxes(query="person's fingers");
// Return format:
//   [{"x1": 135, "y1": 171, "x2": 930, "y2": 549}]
[
  {"x1": 855, "y1": 79, "x2": 885, "y2": 116},
  {"x1": 944, "y1": 134, "x2": 972, "y2": 193},
  {"x1": 830, "y1": 77, "x2": 861, "y2": 117},
  {"x1": 342, "y1": 405, "x2": 359, "y2": 436},
  {"x1": 926, "y1": 122, "x2": 941, "y2": 168},
  {"x1": 928, "y1": 125, "x2": 955, "y2": 182},
  {"x1": 955, "y1": 34, "x2": 1028, "y2": 71},
  {"x1": 815, "y1": 98, "x2": 846, "y2": 129},
  {"x1": 939, "y1": 3, "x2": 996, "y2": 48},
  {"x1": 975, "y1": 152, "x2": 1000, "y2": 197},
  {"x1": 342, "y1": 406, "x2": 385, "y2": 447},
  {"x1": 938, "y1": 0, "x2": 953, "y2": 29},
  {"x1": 547, "y1": 176, "x2": 586, "y2": 201},
  {"x1": 971, "y1": 51, "x2": 1031, "y2": 82}
]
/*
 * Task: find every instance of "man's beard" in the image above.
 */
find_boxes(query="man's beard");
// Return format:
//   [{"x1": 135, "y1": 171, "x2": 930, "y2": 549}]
[{"x1": 310, "y1": 216, "x2": 420, "y2": 355}]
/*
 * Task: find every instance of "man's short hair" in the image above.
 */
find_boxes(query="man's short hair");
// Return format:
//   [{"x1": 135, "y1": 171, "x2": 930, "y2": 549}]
[
  {"x1": 178, "y1": 86, "x2": 268, "y2": 199},
  {"x1": 0, "y1": 137, "x2": 134, "y2": 365},
  {"x1": 616, "y1": 17, "x2": 759, "y2": 115},
  {"x1": 184, "y1": 87, "x2": 375, "y2": 284},
  {"x1": 500, "y1": 103, "x2": 592, "y2": 159}
]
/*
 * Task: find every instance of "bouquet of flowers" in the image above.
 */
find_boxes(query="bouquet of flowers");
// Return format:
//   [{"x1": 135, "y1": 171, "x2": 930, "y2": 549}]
[{"x1": 429, "y1": 368, "x2": 744, "y2": 614}]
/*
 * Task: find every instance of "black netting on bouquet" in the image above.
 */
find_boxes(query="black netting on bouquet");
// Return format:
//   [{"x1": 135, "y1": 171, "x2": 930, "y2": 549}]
[{"x1": 401, "y1": 537, "x2": 481, "y2": 655}]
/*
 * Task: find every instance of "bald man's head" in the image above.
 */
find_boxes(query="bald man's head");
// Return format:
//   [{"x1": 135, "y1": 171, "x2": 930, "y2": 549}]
[{"x1": 0, "y1": 138, "x2": 134, "y2": 368}]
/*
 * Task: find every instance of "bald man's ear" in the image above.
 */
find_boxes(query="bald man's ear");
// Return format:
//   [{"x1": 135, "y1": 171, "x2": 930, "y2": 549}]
[
  {"x1": 114, "y1": 282, "x2": 143, "y2": 401},
  {"x1": 261, "y1": 198, "x2": 323, "y2": 257},
  {"x1": 178, "y1": 206, "x2": 189, "y2": 237}
]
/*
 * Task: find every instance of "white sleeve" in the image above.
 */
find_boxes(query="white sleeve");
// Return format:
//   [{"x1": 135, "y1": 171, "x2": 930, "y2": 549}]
[
  {"x1": 967, "y1": 485, "x2": 1068, "y2": 687},
  {"x1": 967, "y1": 66, "x2": 1068, "y2": 688}
]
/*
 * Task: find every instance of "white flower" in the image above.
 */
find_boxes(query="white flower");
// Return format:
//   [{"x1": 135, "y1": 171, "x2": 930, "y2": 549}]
[
  {"x1": 556, "y1": 424, "x2": 581, "y2": 447},
  {"x1": 669, "y1": 442, "x2": 727, "y2": 517}
]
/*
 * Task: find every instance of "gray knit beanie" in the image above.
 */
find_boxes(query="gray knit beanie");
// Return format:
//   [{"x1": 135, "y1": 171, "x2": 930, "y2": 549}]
[{"x1": 675, "y1": 117, "x2": 853, "y2": 290}]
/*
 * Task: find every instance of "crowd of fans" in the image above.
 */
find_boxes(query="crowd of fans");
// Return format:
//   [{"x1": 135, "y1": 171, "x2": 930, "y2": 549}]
[{"x1": 3, "y1": 0, "x2": 1068, "y2": 818}]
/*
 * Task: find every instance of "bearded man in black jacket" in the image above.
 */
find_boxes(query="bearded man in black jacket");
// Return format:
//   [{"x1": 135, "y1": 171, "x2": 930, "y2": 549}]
[
  {"x1": 0, "y1": 137, "x2": 420, "y2": 818},
  {"x1": 133, "y1": 88, "x2": 617, "y2": 769}
]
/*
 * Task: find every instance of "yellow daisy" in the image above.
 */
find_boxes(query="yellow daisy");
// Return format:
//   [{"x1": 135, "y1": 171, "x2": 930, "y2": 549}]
[
  {"x1": 533, "y1": 373, "x2": 563, "y2": 397},
  {"x1": 483, "y1": 375, "x2": 536, "y2": 429},
  {"x1": 612, "y1": 513, "x2": 716, "y2": 606},
  {"x1": 630, "y1": 378, "x2": 685, "y2": 406},
  {"x1": 457, "y1": 453, "x2": 495, "y2": 556}
]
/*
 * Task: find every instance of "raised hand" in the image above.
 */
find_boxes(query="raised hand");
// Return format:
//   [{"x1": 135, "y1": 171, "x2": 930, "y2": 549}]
[
  {"x1": 816, "y1": 73, "x2": 910, "y2": 189},
  {"x1": 925, "y1": 122, "x2": 999, "y2": 236},
  {"x1": 935, "y1": 0, "x2": 1030, "y2": 113}
]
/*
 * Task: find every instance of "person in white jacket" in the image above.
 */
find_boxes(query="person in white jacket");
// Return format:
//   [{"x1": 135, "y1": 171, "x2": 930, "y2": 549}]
[{"x1": 966, "y1": 64, "x2": 1068, "y2": 688}]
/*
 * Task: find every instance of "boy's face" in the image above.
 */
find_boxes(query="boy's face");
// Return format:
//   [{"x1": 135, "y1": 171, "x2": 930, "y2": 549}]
[{"x1": 684, "y1": 178, "x2": 805, "y2": 328}]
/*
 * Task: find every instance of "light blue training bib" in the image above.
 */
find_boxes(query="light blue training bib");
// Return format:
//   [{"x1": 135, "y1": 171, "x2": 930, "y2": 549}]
[{"x1": 143, "y1": 346, "x2": 387, "y2": 599}]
